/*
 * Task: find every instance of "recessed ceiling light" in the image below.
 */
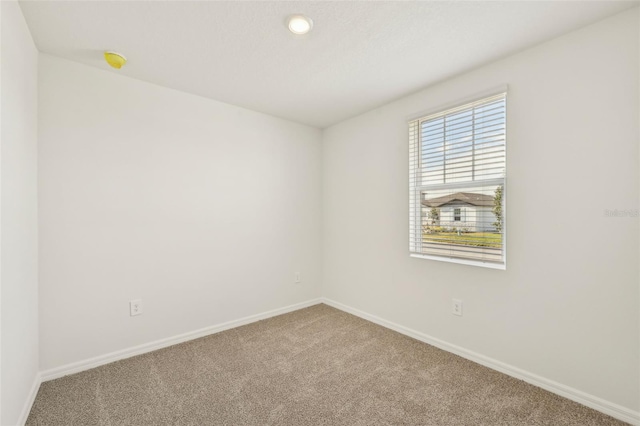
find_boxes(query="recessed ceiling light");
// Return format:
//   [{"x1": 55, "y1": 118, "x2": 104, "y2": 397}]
[{"x1": 287, "y1": 15, "x2": 313, "y2": 35}]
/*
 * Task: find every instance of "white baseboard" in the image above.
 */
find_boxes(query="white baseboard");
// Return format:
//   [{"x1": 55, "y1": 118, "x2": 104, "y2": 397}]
[
  {"x1": 17, "y1": 372, "x2": 42, "y2": 426},
  {"x1": 40, "y1": 298, "x2": 323, "y2": 382},
  {"x1": 321, "y1": 297, "x2": 640, "y2": 426}
]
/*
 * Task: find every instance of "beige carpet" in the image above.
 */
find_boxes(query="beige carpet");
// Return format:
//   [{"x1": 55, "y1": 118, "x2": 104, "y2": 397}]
[{"x1": 27, "y1": 304, "x2": 627, "y2": 425}]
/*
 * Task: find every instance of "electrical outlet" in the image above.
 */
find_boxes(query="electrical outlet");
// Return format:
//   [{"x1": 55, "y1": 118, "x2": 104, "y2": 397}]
[
  {"x1": 295, "y1": 272, "x2": 301, "y2": 284},
  {"x1": 452, "y1": 299, "x2": 463, "y2": 316},
  {"x1": 130, "y1": 299, "x2": 143, "y2": 316}
]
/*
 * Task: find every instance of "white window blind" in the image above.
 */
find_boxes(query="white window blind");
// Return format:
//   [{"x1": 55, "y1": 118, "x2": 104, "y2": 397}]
[{"x1": 409, "y1": 93, "x2": 506, "y2": 267}]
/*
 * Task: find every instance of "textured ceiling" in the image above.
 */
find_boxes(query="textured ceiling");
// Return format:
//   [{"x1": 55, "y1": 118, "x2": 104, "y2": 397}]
[{"x1": 20, "y1": 1, "x2": 637, "y2": 128}]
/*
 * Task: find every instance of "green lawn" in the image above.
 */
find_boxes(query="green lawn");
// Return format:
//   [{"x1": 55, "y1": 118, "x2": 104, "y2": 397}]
[{"x1": 423, "y1": 232, "x2": 502, "y2": 248}]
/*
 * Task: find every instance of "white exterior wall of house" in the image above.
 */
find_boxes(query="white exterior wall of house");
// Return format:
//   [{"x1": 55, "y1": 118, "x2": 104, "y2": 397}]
[
  {"x1": 472, "y1": 208, "x2": 497, "y2": 232},
  {"x1": 438, "y1": 204, "x2": 495, "y2": 232}
]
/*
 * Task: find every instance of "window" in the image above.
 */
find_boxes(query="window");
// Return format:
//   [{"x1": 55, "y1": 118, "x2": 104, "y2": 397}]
[{"x1": 409, "y1": 92, "x2": 506, "y2": 268}]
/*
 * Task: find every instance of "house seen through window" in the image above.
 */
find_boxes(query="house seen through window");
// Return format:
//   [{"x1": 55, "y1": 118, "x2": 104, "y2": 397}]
[{"x1": 409, "y1": 92, "x2": 506, "y2": 267}]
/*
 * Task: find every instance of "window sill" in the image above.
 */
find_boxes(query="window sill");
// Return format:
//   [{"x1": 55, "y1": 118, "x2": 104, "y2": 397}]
[{"x1": 410, "y1": 253, "x2": 506, "y2": 270}]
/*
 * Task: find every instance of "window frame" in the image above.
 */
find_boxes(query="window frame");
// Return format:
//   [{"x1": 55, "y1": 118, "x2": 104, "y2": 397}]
[{"x1": 408, "y1": 87, "x2": 507, "y2": 270}]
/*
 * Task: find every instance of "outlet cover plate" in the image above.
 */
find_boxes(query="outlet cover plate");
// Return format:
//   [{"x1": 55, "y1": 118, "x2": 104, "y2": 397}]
[
  {"x1": 452, "y1": 299, "x2": 463, "y2": 316},
  {"x1": 130, "y1": 299, "x2": 143, "y2": 316}
]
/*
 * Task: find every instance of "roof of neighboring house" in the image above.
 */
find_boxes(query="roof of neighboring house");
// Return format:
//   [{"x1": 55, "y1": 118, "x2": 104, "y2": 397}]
[{"x1": 422, "y1": 192, "x2": 494, "y2": 208}]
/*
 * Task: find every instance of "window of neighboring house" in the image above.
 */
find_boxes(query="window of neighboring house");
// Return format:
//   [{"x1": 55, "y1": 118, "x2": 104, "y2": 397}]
[{"x1": 409, "y1": 91, "x2": 506, "y2": 268}]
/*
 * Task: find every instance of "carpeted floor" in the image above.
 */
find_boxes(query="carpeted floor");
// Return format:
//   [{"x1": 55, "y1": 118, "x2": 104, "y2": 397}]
[{"x1": 27, "y1": 304, "x2": 627, "y2": 425}]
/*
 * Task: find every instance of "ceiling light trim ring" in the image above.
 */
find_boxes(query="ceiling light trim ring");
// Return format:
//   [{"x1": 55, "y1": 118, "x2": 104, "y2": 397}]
[{"x1": 287, "y1": 15, "x2": 313, "y2": 35}]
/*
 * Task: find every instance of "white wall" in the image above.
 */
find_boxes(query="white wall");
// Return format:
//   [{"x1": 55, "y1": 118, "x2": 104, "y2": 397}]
[
  {"x1": 38, "y1": 54, "x2": 322, "y2": 371},
  {"x1": 1, "y1": 1, "x2": 39, "y2": 424},
  {"x1": 322, "y1": 8, "x2": 639, "y2": 413}
]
